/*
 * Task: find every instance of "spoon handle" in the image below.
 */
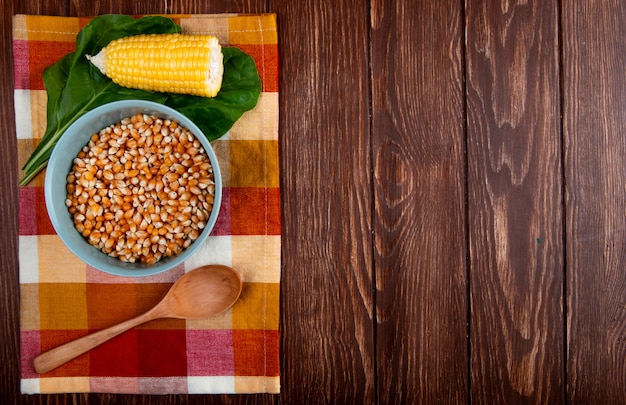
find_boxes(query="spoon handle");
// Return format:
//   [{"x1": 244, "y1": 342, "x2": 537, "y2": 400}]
[{"x1": 33, "y1": 310, "x2": 160, "y2": 374}]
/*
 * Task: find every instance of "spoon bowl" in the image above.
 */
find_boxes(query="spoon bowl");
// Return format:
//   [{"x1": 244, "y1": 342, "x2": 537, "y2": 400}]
[
  {"x1": 33, "y1": 265, "x2": 242, "y2": 374},
  {"x1": 156, "y1": 265, "x2": 243, "y2": 319}
]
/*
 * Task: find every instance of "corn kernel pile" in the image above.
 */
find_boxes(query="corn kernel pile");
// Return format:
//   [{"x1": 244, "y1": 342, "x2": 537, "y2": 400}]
[{"x1": 65, "y1": 113, "x2": 216, "y2": 264}]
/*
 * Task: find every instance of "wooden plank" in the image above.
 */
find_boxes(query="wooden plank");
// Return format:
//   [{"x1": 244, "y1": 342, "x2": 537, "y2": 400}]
[
  {"x1": 561, "y1": 0, "x2": 626, "y2": 402},
  {"x1": 71, "y1": 0, "x2": 268, "y2": 15},
  {"x1": 14, "y1": 0, "x2": 67, "y2": 16},
  {"x1": 465, "y1": 0, "x2": 564, "y2": 402},
  {"x1": 272, "y1": 0, "x2": 375, "y2": 403},
  {"x1": 1, "y1": 1, "x2": 20, "y2": 403},
  {"x1": 370, "y1": 0, "x2": 468, "y2": 403}
]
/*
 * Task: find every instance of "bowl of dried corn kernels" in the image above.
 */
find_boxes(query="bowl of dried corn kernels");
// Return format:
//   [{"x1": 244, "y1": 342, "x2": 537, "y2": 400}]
[{"x1": 44, "y1": 100, "x2": 222, "y2": 277}]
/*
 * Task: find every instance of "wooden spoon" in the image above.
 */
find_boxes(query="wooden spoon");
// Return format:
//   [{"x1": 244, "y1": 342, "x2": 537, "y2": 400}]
[{"x1": 33, "y1": 264, "x2": 242, "y2": 374}]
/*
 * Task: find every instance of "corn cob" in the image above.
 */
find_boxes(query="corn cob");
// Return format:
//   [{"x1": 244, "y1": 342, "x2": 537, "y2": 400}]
[{"x1": 87, "y1": 33, "x2": 224, "y2": 97}]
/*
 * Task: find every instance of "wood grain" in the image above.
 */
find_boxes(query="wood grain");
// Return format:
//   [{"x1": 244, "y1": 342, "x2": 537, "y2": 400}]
[
  {"x1": 1, "y1": 1, "x2": 19, "y2": 403},
  {"x1": 370, "y1": 0, "x2": 468, "y2": 403},
  {"x1": 4, "y1": 0, "x2": 626, "y2": 403},
  {"x1": 70, "y1": 0, "x2": 268, "y2": 16},
  {"x1": 562, "y1": 0, "x2": 626, "y2": 402},
  {"x1": 274, "y1": 0, "x2": 375, "y2": 403},
  {"x1": 465, "y1": 0, "x2": 564, "y2": 403}
]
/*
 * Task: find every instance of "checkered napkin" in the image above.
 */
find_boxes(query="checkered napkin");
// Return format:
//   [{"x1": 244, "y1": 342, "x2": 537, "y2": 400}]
[{"x1": 14, "y1": 14, "x2": 280, "y2": 394}]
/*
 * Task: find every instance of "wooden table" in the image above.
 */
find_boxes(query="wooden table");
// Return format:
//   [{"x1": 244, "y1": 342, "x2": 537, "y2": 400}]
[{"x1": 2, "y1": 0, "x2": 625, "y2": 403}]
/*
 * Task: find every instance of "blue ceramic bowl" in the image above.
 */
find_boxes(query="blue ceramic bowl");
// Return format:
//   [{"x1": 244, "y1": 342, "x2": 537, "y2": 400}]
[{"x1": 44, "y1": 100, "x2": 222, "y2": 277}]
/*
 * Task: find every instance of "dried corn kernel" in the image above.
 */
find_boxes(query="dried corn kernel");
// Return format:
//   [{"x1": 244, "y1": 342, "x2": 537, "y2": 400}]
[{"x1": 66, "y1": 114, "x2": 215, "y2": 264}]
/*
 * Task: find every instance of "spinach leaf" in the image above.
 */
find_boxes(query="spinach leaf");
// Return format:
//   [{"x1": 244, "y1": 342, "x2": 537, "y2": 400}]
[
  {"x1": 20, "y1": 15, "x2": 179, "y2": 185},
  {"x1": 20, "y1": 14, "x2": 262, "y2": 186},
  {"x1": 166, "y1": 46, "x2": 262, "y2": 140}
]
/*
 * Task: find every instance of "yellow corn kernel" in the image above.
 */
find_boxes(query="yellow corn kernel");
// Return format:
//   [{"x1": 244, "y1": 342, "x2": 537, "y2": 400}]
[{"x1": 86, "y1": 33, "x2": 223, "y2": 97}]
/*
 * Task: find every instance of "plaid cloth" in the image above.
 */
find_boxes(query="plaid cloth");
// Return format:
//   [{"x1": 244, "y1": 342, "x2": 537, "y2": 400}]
[{"x1": 14, "y1": 14, "x2": 280, "y2": 394}]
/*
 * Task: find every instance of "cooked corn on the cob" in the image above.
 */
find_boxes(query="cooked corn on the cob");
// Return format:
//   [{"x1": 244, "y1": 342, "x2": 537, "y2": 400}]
[{"x1": 87, "y1": 33, "x2": 224, "y2": 97}]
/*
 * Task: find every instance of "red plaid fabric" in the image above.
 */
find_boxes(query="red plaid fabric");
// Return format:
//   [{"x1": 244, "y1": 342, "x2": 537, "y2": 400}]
[{"x1": 15, "y1": 14, "x2": 280, "y2": 394}]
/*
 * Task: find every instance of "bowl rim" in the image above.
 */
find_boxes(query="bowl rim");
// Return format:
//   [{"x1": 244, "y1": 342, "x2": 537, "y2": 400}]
[{"x1": 44, "y1": 99, "x2": 223, "y2": 277}]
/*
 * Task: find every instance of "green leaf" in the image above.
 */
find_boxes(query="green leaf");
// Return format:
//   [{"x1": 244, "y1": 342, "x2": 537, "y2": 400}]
[
  {"x1": 20, "y1": 14, "x2": 261, "y2": 186},
  {"x1": 20, "y1": 15, "x2": 179, "y2": 185},
  {"x1": 166, "y1": 47, "x2": 262, "y2": 141}
]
